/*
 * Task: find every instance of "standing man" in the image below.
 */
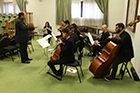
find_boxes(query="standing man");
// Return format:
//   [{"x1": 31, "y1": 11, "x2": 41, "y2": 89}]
[
  {"x1": 15, "y1": 11, "x2": 39, "y2": 63},
  {"x1": 104, "y1": 23, "x2": 134, "y2": 81}
]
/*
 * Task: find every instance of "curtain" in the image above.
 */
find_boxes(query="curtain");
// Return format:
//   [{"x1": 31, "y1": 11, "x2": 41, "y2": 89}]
[
  {"x1": 0, "y1": 0, "x2": 4, "y2": 13},
  {"x1": 3, "y1": 2, "x2": 13, "y2": 14},
  {"x1": 72, "y1": 0, "x2": 103, "y2": 26},
  {"x1": 13, "y1": 0, "x2": 20, "y2": 13},
  {"x1": 71, "y1": 0, "x2": 81, "y2": 25},
  {"x1": 95, "y1": 0, "x2": 108, "y2": 25},
  {"x1": 16, "y1": 0, "x2": 26, "y2": 12},
  {"x1": 82, "y1": 0, "x2": 103, "y2": 26},
  {"x1": 56, "y1": 0, "x2": 72, "y2": 25}
]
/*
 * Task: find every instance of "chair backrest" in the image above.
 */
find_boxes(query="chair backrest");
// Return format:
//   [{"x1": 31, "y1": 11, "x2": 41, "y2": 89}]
[
  {"x1": 74, "y1": 40, "x2": 81, "y2": 53},
  {"x1": 0, "y1": 36, "x2": 10, "y2": 48}
]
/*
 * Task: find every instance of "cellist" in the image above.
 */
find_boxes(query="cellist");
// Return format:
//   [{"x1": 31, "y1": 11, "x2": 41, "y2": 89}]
[
  {"x1": 48, "y1": 28, "x2": 75, "y2": 76},
  {"x1": 104, "y1": 23, "x2": 134, "y2": 81}
]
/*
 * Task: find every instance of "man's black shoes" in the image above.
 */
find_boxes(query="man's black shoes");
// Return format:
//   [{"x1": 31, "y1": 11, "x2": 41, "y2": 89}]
[
  {"x1": 22, "y1": 61, "x2": 30, "y2": 64},
  {"x1": 26, "y1": 58, "x2": 33, "y2": 61}
]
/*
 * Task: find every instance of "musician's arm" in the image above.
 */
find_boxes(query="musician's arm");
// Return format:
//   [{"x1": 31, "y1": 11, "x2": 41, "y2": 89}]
[
  {"x1": 110, "y1": 33, "x2": 129, "y2": 44},
  {"x1": 60, "y1": 40, "x2": 73, "y2": 54}
]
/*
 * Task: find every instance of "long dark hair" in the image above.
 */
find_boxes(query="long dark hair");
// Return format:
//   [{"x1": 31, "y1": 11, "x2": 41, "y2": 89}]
[
  {"x1": 43, "y1": 21, "x2": 50, "y2": 29},
  {"x1": 71, "y1": 23, "x2": 78, "y2": 30}
]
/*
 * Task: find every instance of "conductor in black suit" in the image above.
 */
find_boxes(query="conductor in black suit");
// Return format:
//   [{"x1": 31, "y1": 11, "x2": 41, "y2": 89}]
[{"x1": 15, "y1": 11, "x2": 39, "y2": 63}]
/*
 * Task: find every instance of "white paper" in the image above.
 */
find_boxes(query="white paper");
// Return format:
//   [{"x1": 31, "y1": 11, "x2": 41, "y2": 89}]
[
  {"x1": 51, "y1": 32, "x2": 57, "y2": 41},
  {"x1": 48, "y1": 49, "x2": 55, "y2": 52},
  {"x1": 43, "y1": 34, "x2": 52, "y2": 40},
  {"x1": 87, "y1": 32, "x2": 95, "y2": 45},
  {"x1": 66, "y1": 68, "x2": 77, "y2": 73},
  {"x1": 37, "y1": 38, "x2": 50, "y2": 48}
]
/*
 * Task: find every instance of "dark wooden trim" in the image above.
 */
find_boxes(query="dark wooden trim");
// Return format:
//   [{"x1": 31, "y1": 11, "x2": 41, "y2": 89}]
[{"x1": 126, "y1": 0, "x2": 139, "y2": 33}]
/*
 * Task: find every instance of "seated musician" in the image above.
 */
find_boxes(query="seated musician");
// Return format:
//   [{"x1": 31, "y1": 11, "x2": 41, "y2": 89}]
[
  {"x1": 104, "y1": 23, "x2": 134, "y2": 81},
  {"x1": 43, "y1": 21, "x2": 52, "y2": 43},
  {"x1": 71, "y1": 23, "x2": 84, "y2": 56},
  {"x1": 48, "y1": 28, "x2": 75, "y2": 76},
  {"x1": 92, "y1": 24, "x2": 110, "y2": 56},
  {"x1": 64, "y1": 20, "x2": 70, "y2": 29},
  {"x1": 57, "y1": 20, "x2": 66, "y2": 38}
]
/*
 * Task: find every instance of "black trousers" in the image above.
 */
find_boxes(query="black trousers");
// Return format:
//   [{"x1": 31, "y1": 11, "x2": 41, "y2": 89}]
[
  {"x1": 48, "y1": 59, "x2": 74, "y2": 74},
  {"x1": 43, "y1": 34, "x2": 51, "y2": 44},
  {"x1": 110, "y1": 56, "x2": 124, "y2": 78},
  {"x1": 19, "y1": 42, "x2": 28, "y2": 63},
  {"x1": 48, "y1": 59, "x2": 64, "y2": 74}
]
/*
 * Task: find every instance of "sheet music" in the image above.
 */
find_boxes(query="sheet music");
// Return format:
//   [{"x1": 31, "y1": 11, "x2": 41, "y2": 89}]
[
  {"x1": 51, "y1": 32, "x2": 57, "y2": 41},
  {"x1": 43, "y1": 34, "x2": 52, "y2": 40},
  {"x1": 87, "y1": 32, "x2": 101, "y2": 46},
  {"x1": 37, "y1": 38, "x2": 50, "y2": 48},
  {"x1": 87, "y1": 32, "x2": 95, "y2": 45}
]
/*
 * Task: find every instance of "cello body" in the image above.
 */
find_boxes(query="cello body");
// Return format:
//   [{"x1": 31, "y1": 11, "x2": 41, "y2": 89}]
[
  {"x1": 50, "y1": 45, "x2": 61, "y2": 61},
  {"x1": 89, "y1": 40, "x2": 121, "y2": 78}
]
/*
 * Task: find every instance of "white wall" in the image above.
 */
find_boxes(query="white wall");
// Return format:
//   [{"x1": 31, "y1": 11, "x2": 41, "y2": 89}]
[
  {"x1": 26, "y1": 0, "x2": 58, "y2": 35},
  {"x1": 108, "y1": 0, "x2": 126, "y2": 30},
  {"x1": 131, "y1": 1, "x2": 140, "y2": 77}
]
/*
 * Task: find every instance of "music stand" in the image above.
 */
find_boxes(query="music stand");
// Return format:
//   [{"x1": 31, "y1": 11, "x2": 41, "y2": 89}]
[{"x1": 37, "y1": 35, "x2": 52, "y2": 60}]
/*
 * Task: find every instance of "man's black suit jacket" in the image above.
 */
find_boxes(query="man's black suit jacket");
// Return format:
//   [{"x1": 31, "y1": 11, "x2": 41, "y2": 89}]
[
  {"x1": 110, "y1": 31, "x2": 134, "y2": 61},
  {"x1": 15, "y1": 18, "x2": 35, "y2": 43}
]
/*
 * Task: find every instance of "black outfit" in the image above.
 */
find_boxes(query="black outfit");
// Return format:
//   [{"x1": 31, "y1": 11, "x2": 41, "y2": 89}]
[
  {"x1": 43, "y1": 26, "x2": 52, "y2": 43},
  {"x1": 70, "y1": 33, "x2": 78, "y2": 44},
  {"x1": 48, "y1": 37, "x2": 75, "y2": 75},
  {"x1": 15, "y1": 18, "x2": 35, "y2": 63},
  {"x1": 92, "y1": 31, "x2": 110, "y2": 56},
  {"x1": 109, "y1": 31, "x2": 134, "y2": 78}
]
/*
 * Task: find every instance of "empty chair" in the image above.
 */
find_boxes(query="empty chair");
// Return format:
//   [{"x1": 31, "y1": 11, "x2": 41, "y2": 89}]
[{"x1": 2, "y1": 13, "x2": 7, "y2": 19}]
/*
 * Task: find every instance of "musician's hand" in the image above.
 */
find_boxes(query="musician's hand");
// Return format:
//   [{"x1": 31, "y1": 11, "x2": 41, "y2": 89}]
[
  {"x1": 34, "y1": 25, "x2": 39, "y2": 28},
  {"x1": 59, "y1": 39, "x2": 63, "y2": 44},
  {"x1": 46, "y1": 27, "x2": 48, "y2": 29},
  {"x1": 108, "y1": 36, "x2": 113, "y2": 39},
  {"x1": 95, "y1": 40, "x2": 99, "y2": 44}
]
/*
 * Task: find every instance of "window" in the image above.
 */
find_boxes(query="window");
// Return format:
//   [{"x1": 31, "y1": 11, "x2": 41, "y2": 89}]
[
  {"x1": 1, "y1": 0, "x2": 20, "y2": 14},
  {"x1": 72, "y1": 0, "x2": 103, "y2": 26},
  {"x1": 3, "y1": 2, "x2": 13, "y2": 14}
]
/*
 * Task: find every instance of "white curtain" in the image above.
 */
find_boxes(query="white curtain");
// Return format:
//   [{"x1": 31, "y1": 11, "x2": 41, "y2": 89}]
[
  {"x1": 3, "y1": 2, "x2": 13, "y2": 14},
  {"x1": 13, "y1": 0, "x2": 20, "y2": 13},
  {"x1": 0, "y1": 0, "x2": 4, "y2": 13},
  {"x1": 72, "y1": 0, "x2": 81, "y2": 25},
  {"x1": 72, "y1": 0, "x2": 103, "y2": 26},
  {"x1": 1, "y1": 0, "x2": 20, "y2": 14}
]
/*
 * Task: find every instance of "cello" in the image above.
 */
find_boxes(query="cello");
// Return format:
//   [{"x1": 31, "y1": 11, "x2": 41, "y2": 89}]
[
  {"x1": 50, "y1": 28, "x2": 74, "y2": 61},
  {"x1": 89, "y1": 16, "x2": 140, "y2": 78}
]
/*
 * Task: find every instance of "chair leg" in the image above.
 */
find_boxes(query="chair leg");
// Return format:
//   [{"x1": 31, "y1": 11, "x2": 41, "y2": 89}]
[
  {"x1": 28, "y1": 46, "x2": 31, "y2": 54},
  {"x1": 75, "y1": 67, "x2": 81, "y2": 83},
  {"x1": 79, "y1": 66, "x2": 84, "y2": 77},
  {"x1": 10, "y1": 51, "x2": 14, "y2": 62},
  {"x1": 31, "y1": 43, "x2": 34, "y2": 52},
  {"x1": 64, "y1": 66, "x2": 67, "y2": 75},
  {"x1": 119, "y1": 62, "x2": 124, "y2": 76},
  {"x1": 16, "y1": 48, "x2": 20, "y2": 58},
  {"x1": 125, "y1": 66, "x2": 132, "y2": 79}
]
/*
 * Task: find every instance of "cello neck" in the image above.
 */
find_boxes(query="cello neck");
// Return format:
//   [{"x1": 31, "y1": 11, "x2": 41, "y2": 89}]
[{"x1": 116, "y1": 18, "x2": 140, "y2": 37}]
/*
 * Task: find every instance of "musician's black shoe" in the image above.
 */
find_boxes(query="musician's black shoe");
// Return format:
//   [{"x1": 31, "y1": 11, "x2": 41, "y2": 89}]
[
  {"x1": 22, "y1": 61, "x2": 30, "y2": 64},
  {"x1": 57, "y1": 68, "x2": 63, "y2": 75},
  {"x1": 91, "y1": 54, "x2": 96, "y2": 57},
  {"x1": 26, "y1": 58, "x2": 33, "y2": 61},
  {"x1": 104, "y1": 76, "x2": 115, "y2": 81}
]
